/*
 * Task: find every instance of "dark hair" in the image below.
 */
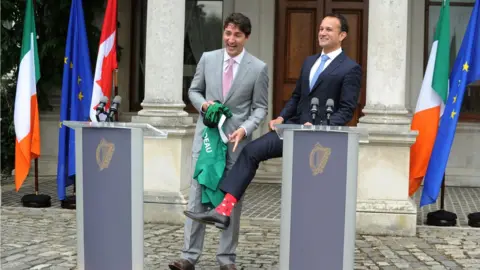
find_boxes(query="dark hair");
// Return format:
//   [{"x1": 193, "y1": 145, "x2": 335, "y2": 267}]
[
  {"x1": 223, "y1": 13, "x2": 252, "y2": 37},
  {"x1": 324, "y1": 13, "x2": 349, "y2": 34}
]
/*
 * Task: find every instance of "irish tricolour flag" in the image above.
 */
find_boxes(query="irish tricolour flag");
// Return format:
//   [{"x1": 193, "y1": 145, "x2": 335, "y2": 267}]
[
  {"x1": 409, "y1": 0, "x2": 450, "y2": 196},
  {"x1": 14, "y1": 0, "x2": 41, "y2": 191}
]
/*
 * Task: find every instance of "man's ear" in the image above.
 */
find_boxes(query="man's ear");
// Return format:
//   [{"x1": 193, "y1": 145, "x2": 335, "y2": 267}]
[{"x1": 339, "y1": 32, "x2": 347, "y2": 41}]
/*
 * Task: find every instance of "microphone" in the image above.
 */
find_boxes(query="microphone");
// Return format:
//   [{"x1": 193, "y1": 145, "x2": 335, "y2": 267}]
[
  {"x1": 325, "y1": 99, "x2": 334, "y2": 126},
  {"x1": 106, "y1": 96, "x2": 122, "y2": 122},
  {"x1": 95, "y1": 96, "x2": 109, "y2": 122},
  {"x1": 310, "y1": 97, "x2": 319, "y2": 125}
]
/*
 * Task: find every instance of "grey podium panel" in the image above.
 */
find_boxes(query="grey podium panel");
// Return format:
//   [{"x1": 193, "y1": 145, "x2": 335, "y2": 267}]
[
  {"x1": 76, "y1": 127, "x2": 144, "y2": 270},
  {"x1": 280, "y1": 130, "x2": 358, "y2": 270}
]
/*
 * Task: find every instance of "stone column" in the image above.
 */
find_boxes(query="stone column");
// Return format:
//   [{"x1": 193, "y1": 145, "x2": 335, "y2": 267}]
[
  {"x1": 132, "y1": 0, "x2": 195, "y2": 223},
  {"x1": 356, "y1": 0, "x2": 418, "y2": 236}
]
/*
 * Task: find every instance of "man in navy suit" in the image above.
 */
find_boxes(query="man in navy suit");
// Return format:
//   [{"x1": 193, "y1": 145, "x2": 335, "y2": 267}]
[{"x1": 184, "y1": 13, "x2": 362, "y2": 228}]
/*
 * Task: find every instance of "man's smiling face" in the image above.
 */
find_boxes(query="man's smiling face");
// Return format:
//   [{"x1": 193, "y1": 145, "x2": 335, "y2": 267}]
[
  {"x1": 318, "y1": 16, "x2": 346, "y2": 52},
  {"x1": 223, "y1": 23, "x2": 248, "y2": 57}
]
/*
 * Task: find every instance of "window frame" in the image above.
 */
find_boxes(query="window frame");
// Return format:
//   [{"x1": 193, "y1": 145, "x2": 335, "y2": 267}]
[
  {"x1": 183, "y1": 0, "x2": 233, "y2": 113},
  {"x1": 424, "y1": 0, "x2": 480, "y2": 122}
]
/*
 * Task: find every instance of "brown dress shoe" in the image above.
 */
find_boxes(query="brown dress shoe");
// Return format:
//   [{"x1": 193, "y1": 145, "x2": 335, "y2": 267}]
[
  {"x1": 219, "y1": 264, "x2": 237, "y2": 270},
  {"x1": 168, "y1": 259, "x2": 195, "y2": 270}
]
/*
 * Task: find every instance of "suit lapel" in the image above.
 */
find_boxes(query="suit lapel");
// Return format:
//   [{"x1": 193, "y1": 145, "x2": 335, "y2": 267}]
[
  {"x1": 224, "y1": 52, "x2": 251, "y2": 104},
  {"x1": 215, "y1": 49, "x2": 225, "y2": 101},
  {"x1": 304, "y1": 54, "x2": 321, "y2": 95},
  {"x1": 309, "y1": 52, "x2": 346, "y2": 94}
]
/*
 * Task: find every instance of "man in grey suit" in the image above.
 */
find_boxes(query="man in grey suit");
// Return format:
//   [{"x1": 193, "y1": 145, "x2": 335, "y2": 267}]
[{"x1": 169, "y1": 13, "x2": 269, "y2": 270}]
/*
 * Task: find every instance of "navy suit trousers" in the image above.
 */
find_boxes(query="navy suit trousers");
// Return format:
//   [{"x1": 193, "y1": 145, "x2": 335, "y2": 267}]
[{"x1": 220, "y1": 131, "x2": 283, "y2": 199}]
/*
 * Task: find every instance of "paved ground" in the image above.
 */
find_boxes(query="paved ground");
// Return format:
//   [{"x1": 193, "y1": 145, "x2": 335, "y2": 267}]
[
  {"x1": 2, "y1": 207, "x2": 480, "y2": 270},
  {"x1": 3, "y1": 176, "x2": 480, "y2": 226},
  {"x1": 3, "y1": 176, "x2": 480, "y2": 269}
]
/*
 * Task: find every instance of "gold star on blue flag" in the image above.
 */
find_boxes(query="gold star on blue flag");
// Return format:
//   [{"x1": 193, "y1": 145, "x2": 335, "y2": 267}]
[
  {"x1": 57, "y1": 0, "x2": 93, "y2": 201},
  {"x1": 421, "y1": 0, "x2": 480, "y2": 207}
]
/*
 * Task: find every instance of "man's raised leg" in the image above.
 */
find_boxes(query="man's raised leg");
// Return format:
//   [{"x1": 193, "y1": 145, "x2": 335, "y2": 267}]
[
  {"x1": 183, "y1": 131, "x2": 283, "y2": 229},
  {"x1": 221, "y1": 131, "x2": 283, "y2": 199}
]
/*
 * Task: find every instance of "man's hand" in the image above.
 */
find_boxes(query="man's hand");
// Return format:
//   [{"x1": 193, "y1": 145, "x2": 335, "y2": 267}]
[
  {"x1": 229, "y1": 128, "x2": 246, "y2": 152},
  {"x1": 268, "y1": 117, "x2": 284, "y2": 131},
  {"x1": 304, "y1": 122, "x2": 312, "y2": 126},
  {"x1": 201, "y1": 100, "x2": 215, "y2": 112}
]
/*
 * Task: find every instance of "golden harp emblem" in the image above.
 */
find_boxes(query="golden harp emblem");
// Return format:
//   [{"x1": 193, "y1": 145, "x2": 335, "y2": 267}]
[
  {"x1": 96, "y1": 138, "x2": 115, "y2": 171},
  {"x1": 309, "y1": 143, "x2": 331, "y2": 176}
]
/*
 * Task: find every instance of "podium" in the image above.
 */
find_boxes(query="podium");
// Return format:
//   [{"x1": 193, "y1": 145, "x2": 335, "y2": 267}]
[
  {"x1": 63, "y1": 121, "x2": 168, "y2": 270},
  {"x1": 274, "y1": 124, "x2": 368, "y2": 270}
]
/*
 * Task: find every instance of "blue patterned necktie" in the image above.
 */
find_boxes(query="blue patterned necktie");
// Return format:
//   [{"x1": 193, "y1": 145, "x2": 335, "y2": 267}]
[{"x1": 310, "y1": 54, "x2": 330, "y2": 90}]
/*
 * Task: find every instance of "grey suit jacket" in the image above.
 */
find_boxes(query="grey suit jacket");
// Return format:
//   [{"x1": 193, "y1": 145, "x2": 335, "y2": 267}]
[{"x1": 189, "y1": 49, "x2": 269, "y2": 160}]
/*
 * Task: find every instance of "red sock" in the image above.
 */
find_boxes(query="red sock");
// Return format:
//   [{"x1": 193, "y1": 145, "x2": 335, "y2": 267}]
[{"x1": 215, "y1": 193, "x2": 238, "y2": 216}]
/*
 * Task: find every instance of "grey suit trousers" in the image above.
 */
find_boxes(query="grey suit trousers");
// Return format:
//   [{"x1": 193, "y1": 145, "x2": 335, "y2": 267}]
[{"x1": 181, "y1": 155, "x2": 243, "y2": 266}]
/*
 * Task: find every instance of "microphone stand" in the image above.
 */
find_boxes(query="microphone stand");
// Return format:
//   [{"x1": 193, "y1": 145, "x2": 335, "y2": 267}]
[
  {"x1": 325, "y1": 108, "x2": 332, "y2": 126},
  {"x1": 311, "y1": 112, "x2": 317, "y2": 125},
  {"x1": 105, "y1": 110, "x2": 117, "y2": 123},
  {"x1": 310, "y1": 105, "x2": 318, "y2": 125},
  {"x1": 105, "y1": 111, "x2": 111, "y2": 122}
]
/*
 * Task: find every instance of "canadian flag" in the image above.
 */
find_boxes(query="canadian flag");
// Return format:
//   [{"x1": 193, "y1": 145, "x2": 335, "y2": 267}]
[{"x1": 90, "y1": 0, "x2": 117, "y2": 121}]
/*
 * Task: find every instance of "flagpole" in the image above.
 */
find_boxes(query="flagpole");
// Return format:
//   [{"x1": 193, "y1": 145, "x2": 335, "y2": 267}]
[
  {"x1": 33, "y1": 0, "x2": 39, "y2": 197},
  {"x1": 31, "y1": 0, "x2": 39, "y2": 198},
  {"x1": 114, "y1": 69, "x2": 119, "y2": 121},
  {"x1": 34, "y1": 158, "x2": 38, "y2": 194},
  {"x1": 440, "y1": 174, "x2": 445, "y2": 210},
  {"x1": 425, "y1": 173, "x2": 457, "y2": 226},
  {"x1": 113, "y1": 3, "x2": 119, "y2": 121},
  {"x1": 20, "y1": 0, "x2": 51, "y2": 208}
]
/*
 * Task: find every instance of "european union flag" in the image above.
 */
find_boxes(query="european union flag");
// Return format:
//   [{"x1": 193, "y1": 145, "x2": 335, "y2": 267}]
[
  {"x1": 56, "y1": 0, "x2": 93, "y2": 200},
  {"x1": 420, "y1": 0, "x2": 480, "y2": 207}
]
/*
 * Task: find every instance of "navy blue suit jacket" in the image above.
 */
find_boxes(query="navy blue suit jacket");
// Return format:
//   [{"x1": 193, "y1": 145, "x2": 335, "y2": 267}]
[{"x1": 279, "y1": 51, "x2": 362, "y2": 126}]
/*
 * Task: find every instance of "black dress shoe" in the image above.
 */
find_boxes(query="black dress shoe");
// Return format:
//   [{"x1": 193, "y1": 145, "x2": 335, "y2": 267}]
[
  {"x1": 168, "y1": 258, "x2": 195, "y2": 270},
  {"x1": 184, "y1": 209, "x2": 230, "y2": 229}
]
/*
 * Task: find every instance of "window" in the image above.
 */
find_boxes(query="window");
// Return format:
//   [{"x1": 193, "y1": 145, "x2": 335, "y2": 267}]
[
  {"x1": 129, "y1": 0, "x2": 147, "y2": 112},
  {"x1": 183, "y1": 0, "x2": 225, "y2": 112},
  {"x1": 425, "y1": 0, "x2": 480, "y2": 121},
  {"x1": 129, "y1": 0, "x2": 225, "y2": 112}
]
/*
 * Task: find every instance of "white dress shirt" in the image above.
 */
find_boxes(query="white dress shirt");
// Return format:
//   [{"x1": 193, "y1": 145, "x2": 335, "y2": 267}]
[
  {"x1": 309, "y1": 47, "x2": 343, "y2": 85},
  {"x1": 223, "y1": 48, "x2": 245, "y2": 79}
]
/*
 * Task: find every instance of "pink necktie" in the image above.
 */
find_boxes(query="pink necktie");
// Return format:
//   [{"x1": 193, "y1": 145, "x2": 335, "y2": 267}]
[{"x1": 223, "y1": 58, "x2": 234, "y2": 98}]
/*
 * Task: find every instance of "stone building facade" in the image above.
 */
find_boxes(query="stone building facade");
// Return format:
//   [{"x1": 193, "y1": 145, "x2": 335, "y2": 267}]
[{"x1": 37, "y1": 0, "x2": 480, "y2": 236}]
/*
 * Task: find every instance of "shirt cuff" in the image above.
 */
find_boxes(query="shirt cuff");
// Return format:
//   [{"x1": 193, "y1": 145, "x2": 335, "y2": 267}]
[
  {"x1": 200, "y1": 102, "x2": 208, "y2": 116},
  {"x1": 240, "y1": 126, "x2": 248, "y2": 137}
]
